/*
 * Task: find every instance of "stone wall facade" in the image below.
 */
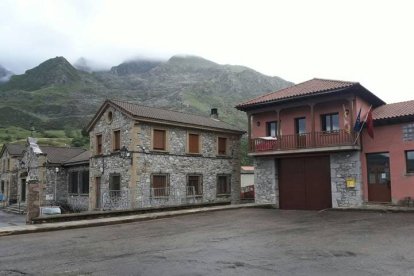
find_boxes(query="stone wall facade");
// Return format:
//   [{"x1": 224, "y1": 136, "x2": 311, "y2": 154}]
[
  {"x1": 254, "y1": 157, "x2": 278, "y2": 206},
  {"x1": 330, "y1": 152, "x2": 363, "y2": 208},
  {"x1": 0, "y1": 150, "x2": 19, "y2": 205},
  {"x1": 253, "y1": 151, "x2": 363, "y2": 209},
  {"x1": 89, "y1": 106, "x2": 242, "y2": 210}
]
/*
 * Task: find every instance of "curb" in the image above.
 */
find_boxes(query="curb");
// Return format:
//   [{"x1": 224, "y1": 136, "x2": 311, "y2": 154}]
[
  {"x1": 327, "y1": 207, "x2": 414, "y2": 213},
  {"x1": 0, "y1": 203, "x2": 272, "y2": 237}
]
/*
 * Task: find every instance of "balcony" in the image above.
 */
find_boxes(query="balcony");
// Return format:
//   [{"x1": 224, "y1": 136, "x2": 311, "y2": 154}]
[{"x1": 249, "y1": 129, "x2": 360, "y2": 155}]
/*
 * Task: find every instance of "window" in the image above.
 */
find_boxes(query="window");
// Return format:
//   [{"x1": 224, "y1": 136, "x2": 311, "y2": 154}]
[
  {"x1": 153, "y1": 129, "x2": 167, "y2": 151},
  {"x1": 69, "y1": 172, "x2": 79, "y2": 194},
  {"x1": 295, "y1": 117, "x2": 306, "y2": 134},
  {"x1": 7, "y1": 159, "x2": 10, "y2": 171},
  {"x1": 218, "y1": 137, "x2": 227, "y2": 155},
  {"x1": 151, "y1": 174, "x2": 170, "y2": 198},
  {"x1": 1, "y1": 181, "x2": 4, "y2": 193},
  {"x1": 217, "y1": 175, "x2": 231, "y2": 195},
  {"x1": 2, "y1": 160, "x2": 5, "y2": 172},
  {"x1": 187, "y1": 175, "x2": 203, "y2": 196},
  {"x1": 96, "y1": 134, "x2": 103, "y2": 155},
  {"x1": 69, "y1": 170, "x2": 89, "y2": 195},
  {"x1": 81, "y1": 171, "x2": 89, "y2": 194},
  {"x1": 188, "y1": 133, "x2": 200, "y2": 154},
  {"x1": 321, "y1": 113, "x2": 339, "y2": 132},
  {"x1": 113, "y1": 130, "x2": 121, "y2": 151},
  {"x1": 406, "y1": 151, "x2": 414, "y2": 173},
  {"x1": 109, "y1": 174, "x2": 121, "y2": 191},
  {"x1": 266, "y1": 121, "x2": 278, "y2": 137}
]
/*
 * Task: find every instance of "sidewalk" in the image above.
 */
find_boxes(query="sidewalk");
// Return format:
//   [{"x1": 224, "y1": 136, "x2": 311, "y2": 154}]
[
  {"x1": 329, "y1": 204, "x2": 414, "y2": 213},
  {"x1": 0, "y1": 203, "x2": 271, "y2": 237}
]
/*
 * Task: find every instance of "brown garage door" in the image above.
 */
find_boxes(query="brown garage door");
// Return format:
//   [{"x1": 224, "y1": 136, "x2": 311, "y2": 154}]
[{"x1": 279, "y1": 156, "x2": 332, "y2": 210}]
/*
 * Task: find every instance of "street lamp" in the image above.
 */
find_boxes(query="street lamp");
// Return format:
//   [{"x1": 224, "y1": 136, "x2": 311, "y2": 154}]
[{"x1": 119, "y1": 146, "x2": 132, "y2": 164}]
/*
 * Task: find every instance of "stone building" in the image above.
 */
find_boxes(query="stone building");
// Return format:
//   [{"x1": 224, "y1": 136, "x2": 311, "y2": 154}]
[
  {"x1": 0, "y1": 144, "x2": 25, "y2": 206},
  {"x1": 236, "y1": 78, "x2": 414, "y2": 210},
  {"x1": 86, "y1": 100, "x2": 244, "y2": 210},
  {"x1": 16, "y1": 138, "x2": 90, "y2": 212}
]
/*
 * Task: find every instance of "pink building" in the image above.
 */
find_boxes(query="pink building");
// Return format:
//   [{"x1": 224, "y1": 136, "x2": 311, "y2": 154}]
[{"x1": 236, "y1": 78, "x2": 414, "y2": 210}]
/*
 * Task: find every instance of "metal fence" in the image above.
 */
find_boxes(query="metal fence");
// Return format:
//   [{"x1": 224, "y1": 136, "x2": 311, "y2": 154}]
[{"x1": 101, "y1": 186, "x2": 200, "y2": 211}]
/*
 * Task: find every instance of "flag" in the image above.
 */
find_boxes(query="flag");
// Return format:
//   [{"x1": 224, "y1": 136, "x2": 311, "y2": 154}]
[
  {"x1": 353, "y1": 108, "x2": 362, "y2": 133},
  {"x1": 366, "y1": 109, "x2": 374, "y2": 139}
]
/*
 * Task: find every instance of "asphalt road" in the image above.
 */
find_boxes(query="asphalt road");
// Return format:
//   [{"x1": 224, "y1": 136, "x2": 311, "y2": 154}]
[
  {"x1": 1, "y1": 208, "x2": 414, "y2": 276},
  {"x1": 0, "y1": 211, "x2": 25, "y2": 228}
]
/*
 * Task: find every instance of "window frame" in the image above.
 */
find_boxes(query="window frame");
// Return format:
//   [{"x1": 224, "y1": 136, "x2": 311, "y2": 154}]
[
  {"x1": 150, "y1": 174, "x2": 170, "y2": 198},
  {"x1": 109, "y1": 173, "x2": 121, "y2": 191},
  {"x1": 68, "y1": 170, "x2": 89, "y2": 195},
  {"x1": 112, "y1": 129, "x2": 121, "y2": 152},
  {"x1": 186, "y1": 174, "x2": 203, "y2": 197},
  {"x1": 321, "y1": 113, "x2": 340, "y2": 133},
  {"x1": 217, "y1": 174, "x2": 231, "y2": 196},
  {"x1": 406, "y1": 150, "x2": 414, "y2": 174},
  {"x1": 152, "y1": 128, "x2": 168, "y2": 151},
  {"x1": 266, "y1": 121, "x2": 278, "y2": 137},
  {"x1": 187, "y1": 132, "x2": 201, "y2": 154},
  {"x1": 217, "y1": 137, "x2": 227, "y2": 156},
  {"x1": 96, "y1": 133, "x2": 103, "y2": 155}
]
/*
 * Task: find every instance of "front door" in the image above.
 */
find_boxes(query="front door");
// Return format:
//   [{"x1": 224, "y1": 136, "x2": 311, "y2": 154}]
[
  {"x1": 295, "y1": 117, "x2": 307, "y2": 148},
  {"x1": 95, "y1": 177, "x2": 101, "y2": 209},
  {"x1": 21, "y1": 179, "x2": 26, "y2": 202},
  {"x1": 367, "y1": 153, "x2": 391, "y2": 202}
]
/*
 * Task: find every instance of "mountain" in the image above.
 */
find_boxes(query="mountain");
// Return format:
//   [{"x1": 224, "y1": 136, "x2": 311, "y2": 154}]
[
  {"x1": 1, "y1": 57, "x2": 81, "y2": 91},
  {"x1": 0, "y1": 55, "x2": 292, "y2": 144},
  {"x1": 0, "y1": 65, "x2": 13, "y2": 82}
]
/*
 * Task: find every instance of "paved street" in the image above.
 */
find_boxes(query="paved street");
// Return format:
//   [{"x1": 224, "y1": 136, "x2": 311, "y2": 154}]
[
  {"x1": 1, "y1": 208, "x2": 414, "y2": 275},
  {"x1": 0, "y1": 211, "x2": 25, "y2": 228}
]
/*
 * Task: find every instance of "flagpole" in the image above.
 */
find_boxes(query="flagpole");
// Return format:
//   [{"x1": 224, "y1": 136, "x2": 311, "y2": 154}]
[{"x1": 353, "y1": 105, "x2": 373, "y2": 144}]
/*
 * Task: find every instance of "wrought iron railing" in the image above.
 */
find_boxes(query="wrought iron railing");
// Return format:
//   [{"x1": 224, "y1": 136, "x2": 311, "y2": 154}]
[{"x1": 249, "y1": 129, "x2": 358, "y2": 153}]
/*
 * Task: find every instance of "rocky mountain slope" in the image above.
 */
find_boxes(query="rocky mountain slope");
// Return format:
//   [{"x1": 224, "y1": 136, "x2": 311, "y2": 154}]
[{"x1": 0, "y1": 55, "x2": 292, "y2": 137}]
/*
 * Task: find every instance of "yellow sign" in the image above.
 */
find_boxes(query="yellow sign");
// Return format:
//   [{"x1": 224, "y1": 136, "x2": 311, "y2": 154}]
[{"x1": 346, "y1": 178, "x2": 356, "y2": 188}]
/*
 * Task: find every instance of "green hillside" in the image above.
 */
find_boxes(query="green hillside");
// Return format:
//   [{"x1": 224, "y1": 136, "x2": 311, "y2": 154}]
[{"x1": 0, "y1": 55, "x2": 292, "y2": 155}]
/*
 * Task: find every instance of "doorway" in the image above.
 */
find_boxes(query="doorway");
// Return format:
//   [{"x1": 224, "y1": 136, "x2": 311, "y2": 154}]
[
  {"x1": 367, "y1": 153, "x2": 391, "y2": 202},
  {"x1": 21, "y1": 179, "x2": 26, "y2": 202}
]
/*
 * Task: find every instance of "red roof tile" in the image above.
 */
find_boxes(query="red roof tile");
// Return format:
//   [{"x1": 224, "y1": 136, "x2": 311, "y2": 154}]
[
  {"x1": 236, "y1": 78, "x2": 358, "y2": 109},
  {"x1": 373, "y1": 100, "x2": 414, "y2": 120}
]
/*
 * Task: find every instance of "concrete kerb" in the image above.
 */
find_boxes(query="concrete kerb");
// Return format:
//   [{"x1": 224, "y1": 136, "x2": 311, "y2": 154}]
[
  {"x1": 327, "y1": 206, "x2": 414, "y2": 213},
  {"x1": 0, "y1": 203, "x2": 273, "y2": 237}
]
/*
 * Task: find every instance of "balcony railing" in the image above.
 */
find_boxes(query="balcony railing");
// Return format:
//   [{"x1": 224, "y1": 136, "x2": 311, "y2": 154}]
[{"x1": 249, "y1": 130, "x2": 358, "y2": 153}]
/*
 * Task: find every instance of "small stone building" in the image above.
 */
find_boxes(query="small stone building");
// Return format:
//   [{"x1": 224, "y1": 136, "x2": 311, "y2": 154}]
[
  {"x1": 86, "y1": 100, "x2": 244, "y2": 210},
  {"x1": 18, "y1": 138, "x2": 90, "y2": 211},
  {"x1": 0, "y1": 144, "x2": 25, "y2": 206}
]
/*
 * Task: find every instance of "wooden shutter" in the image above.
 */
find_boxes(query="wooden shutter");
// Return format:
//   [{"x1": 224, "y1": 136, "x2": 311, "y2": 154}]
[
  {"x1": 109, "y1": 174, "x2": 120, "y2": 191},
  {"x1": 81, "y1": 171, "x2": 89, "y2": 194},
  {"x1": 113, "y1": 130, "x2": 120, "y2": 151},
  {"x1": 218, "y1": 137, "x2": 227, "y2": 155},
  {"x1": 152, "y1": 175, "x2": 166, "y2": 189},
  {"x1": 96, "y1": 135, "x2": 102, "y2": 154},
  {"x1": 188, "y1": 134, "x2": 200, "y2": 153},
  {"x1": 153, "y1": 129, "x2": 166, "y2": 150}
]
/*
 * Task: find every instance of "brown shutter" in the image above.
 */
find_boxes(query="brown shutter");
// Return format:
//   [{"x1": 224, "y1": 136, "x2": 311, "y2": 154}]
[
  {"x1": 113, "y1": 130, "x2": 121, "y2": 151},
  {"x1": 189, "y1": 134, "x2": 199, "y2": 153},
  {"x1": 96, "y1": 135, "x2": 102, "y2": 154},
  {"x1": 218, "y1": 137, "x2": 226, "y2": 155},
  {"x1": 153, "y1": 130, "x2": 166, "y2": 150},
  {"x1": 152, "y1": 175, "x2": 166, "y2": 189}
]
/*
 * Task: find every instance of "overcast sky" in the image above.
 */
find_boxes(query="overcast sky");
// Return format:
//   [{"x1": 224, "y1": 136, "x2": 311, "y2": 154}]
[{"x1": 1, "y1": 0, "x2": 413, "y2": 103}]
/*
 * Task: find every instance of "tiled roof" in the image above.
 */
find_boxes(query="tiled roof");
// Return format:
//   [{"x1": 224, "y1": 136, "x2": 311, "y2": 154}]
[
  {"x1": 5, "y1": 144, "x2": 25, "y2": 156},
  {"x1": 236, "y1": 78, "x2": 386, "y2": 109},
  {"x1": 64, "y1": 150, "x2": 90, "y2": 165},
  {"x1": 373, "y1": 100, "x2": 414, "y2": 121},
  {"x1": 40, "y1": 146, "x2": 87, "y2": 164},
  {"x1": 109, "y1": 100, "x2": 243, "y2": 133}
]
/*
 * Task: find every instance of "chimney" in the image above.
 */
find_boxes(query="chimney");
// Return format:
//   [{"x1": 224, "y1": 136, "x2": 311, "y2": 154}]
[{"x1": 210, "y1": 108, "x2": 218, "y2": 119}]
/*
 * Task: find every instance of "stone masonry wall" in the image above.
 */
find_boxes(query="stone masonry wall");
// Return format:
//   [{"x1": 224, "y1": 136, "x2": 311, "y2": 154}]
[
  {"x1": 254, "y1": 157, "x2": 278, "y2": 206},
  {"x1": 330, "y1": 152, "x2": 363, "y2": 208},
  {"x1": 0, "y1": 150, "x2": 19, "y2": 205},
  {"x1": 89, "y1": 107, "x2": 242, "y2": 209}
]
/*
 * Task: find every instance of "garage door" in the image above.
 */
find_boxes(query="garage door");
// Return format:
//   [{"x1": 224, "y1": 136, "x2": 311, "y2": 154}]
[{"x1": 279, "y1": 156, "x2": 332, "y2": 210}]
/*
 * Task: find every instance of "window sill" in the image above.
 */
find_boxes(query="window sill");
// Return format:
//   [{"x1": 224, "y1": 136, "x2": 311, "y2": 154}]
[
  {"x1": 151, "y1": 149, "x2": 170, "y2": 154},
  {"x1": 405, "y1": 173, "x2": 414, "y2": 176},
  {"x1": 68, "y1": 193, "x2": 89, "y2": 196},
  {"x1": 186, "y1": 153, "x2": 202, "y2": 156},
  {"x1": 217, "y1": 194, "x2": 231, "y2": 198},
  {"x1": 186, "y1": 195, "x2": 203, "y2": 198}
]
